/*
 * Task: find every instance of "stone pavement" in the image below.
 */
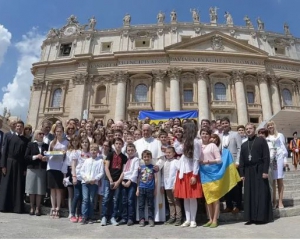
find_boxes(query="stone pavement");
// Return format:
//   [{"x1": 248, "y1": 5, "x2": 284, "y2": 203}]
[{"x1": 0, "y1": 212, "x2": 298, "y2": 239}]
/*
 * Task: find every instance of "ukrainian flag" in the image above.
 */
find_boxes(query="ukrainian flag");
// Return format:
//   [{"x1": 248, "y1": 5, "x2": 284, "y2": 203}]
[
  {"x1": 138, "y1": 110, "x2": 198, "y2": 124},
  {"x1": 199, "y1": 148, "x2": 241, "y2": 204}
]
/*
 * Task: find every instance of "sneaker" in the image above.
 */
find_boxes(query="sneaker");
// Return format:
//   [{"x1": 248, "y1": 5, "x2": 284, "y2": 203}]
[
  {"x1": 149, "y1": 219, "x2": 155, "y2": 227},
  {"x1": 88, "y1": 219, "x2": 94, "y2": 224},
  {"x1": 100, "y1": 217, "x2": 107, "y2": 226},
  {"x1": 127, "y1": 219, "x2": 134, "y2": 226},
  {"x1": 68, "y1": 214, "x2": 72, "y2": 219},
  {"x1": 190, "y1": 221, "x2": 197, "y2": 228},
  {"x1": 181, "y1": 221, "x2": 190, "y2": 227},
  {"x1": 174, "y1": 219, "x2": 182, "y2": 226},
  {"x1": 139, "y1": 219, "x2": 145, "y2": 227},
  {"x1": 110, "y1": 217, "x2": 119, "y2": 226},
  {"x1": 80, "y1": 218, "x2": 88, "y2": 225},
  {"x1": 118, "y1": 219, "x2": 127, "y2": 225},
  {"x1": 164, "y1": 218, "x2": 176, "y2": 225},
  {"x1": 70, "y1": 216, "x2": 78, "y2": 223},
  {"x1": 78, "y1": 216, "x2": 83, "y2": 223}
]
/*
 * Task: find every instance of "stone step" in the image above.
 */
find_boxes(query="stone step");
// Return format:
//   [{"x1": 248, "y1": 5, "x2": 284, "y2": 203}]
[
  {"x1": 283, "y1": 184, "x2": 300, "y2": 191},
  {"x1": 283, "y1": 178, "x2": 300, "y2": 184},
  {"x1": 283, "y1": 190, "x2": 300, "y2": 199}
]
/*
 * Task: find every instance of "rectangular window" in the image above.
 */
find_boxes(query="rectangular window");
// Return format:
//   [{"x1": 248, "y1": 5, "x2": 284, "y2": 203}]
[
  {"x1": 247, "y1": 92, "x2": 254, "y2": 104},
  {"x1": 181, "y1": 36, "x2": 191, "y2": 42},
  {"x1": 135, "y1": 39, "x2": 150, "y2": 48},
  {"x1": 101, "y1": 42, "x2": 112, "y2": 52},
  {"x1": 59, "y1": 43, "x2": 72, "y2": 57},
  {"x1": 275, "y1": 46, "x2": 285, "y2": 55},
  {"x1": 250, "y1": 117, "x2": 259, "y2": 123},
  {"x1": 183, "y1": 90, "x2": 193, "y2": 102}
]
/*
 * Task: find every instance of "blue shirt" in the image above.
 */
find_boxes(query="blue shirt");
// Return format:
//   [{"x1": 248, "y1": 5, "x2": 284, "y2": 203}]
[{"x1": 138, "y1": 164, "x2": 156, "y2": 189}]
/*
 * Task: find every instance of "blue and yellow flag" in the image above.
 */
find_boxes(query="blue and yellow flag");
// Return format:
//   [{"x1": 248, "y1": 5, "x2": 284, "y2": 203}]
[
  {"x1": 138, "y1": 110, "x2": 198, "y2": 124},
  {"x1": 199, "y1": 148, "x2": 241, "y2": 204}
]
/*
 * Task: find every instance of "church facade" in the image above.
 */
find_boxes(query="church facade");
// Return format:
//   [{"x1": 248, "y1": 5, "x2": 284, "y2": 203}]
[{"x1": 27, "y1": 12, "x2": 300, "y2": 129}]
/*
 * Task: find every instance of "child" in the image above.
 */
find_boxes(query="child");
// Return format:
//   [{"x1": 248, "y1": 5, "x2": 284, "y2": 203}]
[
  {"x1": 159, "y1": 130, "x2": 169, "y2": 154},
  {"x1": 161, "y1": 147, "x2": 181, "y2": 226},
  {"x1": 70, "y1": 138, "x2": 90, "y2": 223},
  {"x1": 80, "y1": 143, "x2": 104, "y2": 224},
  {"x1": 119, "y1": 143, "x2": 139, "y2": 226},
  {"x1": 100, "y1": 138, "x2": 127, "y2": 226},
  {"x1": 136, "y1": 150, "x2": 157, "y2": 227},
  {"x1": 122, "y1": 132, "x2": 134, "y2": 155}
]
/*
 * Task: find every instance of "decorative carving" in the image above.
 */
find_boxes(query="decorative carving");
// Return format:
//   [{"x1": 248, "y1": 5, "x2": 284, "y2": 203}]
[
  {"x1": 232, "y1": 70, "x2": 245, "y2": 83},
  {"x1": 128, "y1": 30, "x2": 158, "y2": 41},
  {"x1": 194, "y1": 27, "x2": 201, "y2": 34},
  {"x1": 268, "y1": 37, "x2": 291, "y2": 47},
  {"x1": 167, "y1": 67, "x2": 181, "y2": 79},
  {"x1": 244, "y1": 15, "x2": 253, "y2": 28},
  {"x1": 123, "y1": 13, "x2": 131, "y2": 26},
  {"x1": 93, "y1": 75, "x2": 111, "y2": 83},
  {"x1": 157, "y1": 28, "x2": 164, "y2": 35},
  {"x1": 112, "y1": 71, "x2": 128, "y2": 83},
  {"x1": 224, "y1": 11, "x2": 233, "y2": 26},
  {"x1": 268, "y1": 74, "x2": 279, "y2": 85},
  {"x1": 257, "y1": 71, "x2": 267, "y2": 84},
  {"x1": 261, "y1": 33, "x2": 267, "y2": 42},
  {"x1": 211, "y1": 35, "x2": 223, "y2": 50},
  {"x1": 47, "y1": 28, "x2": 60, "y2": 39},
  {"x1": 257, "y1": 17, "x2": 264, "y2": 31},
  {"x1": 250, "y1": 32, "x2": 257, "y2": 39},
  {"x1": 170, "y1": 26, "x2": 177, "y2": 33},
  {"x1": 88, "y1": 16, "x2": 97, "y2": 30},
  {"x1": 152, "y1": 69, "x2": 166, "y2": 82},
  {"x1": 72, "y1": 72, "x2": 89, "y2": 85},
  {"x1": 284, "y1": 22, "x2": 291, "y2": 35},
  {"x1": 195, "y1": 68, "x2": 208, "y2": 79},
  {"x1": 122, "y1": 30, "x2": 129, "y2": 37},
  {"x1": 209, "y1": 7, "x2": 218, "y2": 24},
  {"x1": 190, "y1": 8, "x2": 200, "y2": 23},
  {"x1": 157, "y1": 11, "x2": 165, "y2": 24},
  {"x1": 229, "y1": 29, "x2": 235, "y2": 36},
  {"x1": 170, "y1": 10, "x2": 177, "y2": 23}
]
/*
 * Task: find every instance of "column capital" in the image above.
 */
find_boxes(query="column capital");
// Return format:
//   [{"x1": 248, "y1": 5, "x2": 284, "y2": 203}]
[
  {"x1": 111, "y1": 71, "x2": 128, "y2": 83},
  {"x1": 167, "y1": 67, "x2": 181, "y2": 79},
  {"x1": 194, "y1": 68, "x2": 208, "y2": 79},
  {"x1": 268, "y1": 74, "x2": 279, "y2": 85},
  {"x1": 72, "y1": 72, "x2": 90, "y2": 85},
  {"x1": 232, "y1": 70, "x2": 245, "y2": 83},
  {"x1": 257, "y1": 71, "x2": 268, "y2": 84},
  {"x1": 152, "y1": 69, "x2": 166, "y2": 82}
]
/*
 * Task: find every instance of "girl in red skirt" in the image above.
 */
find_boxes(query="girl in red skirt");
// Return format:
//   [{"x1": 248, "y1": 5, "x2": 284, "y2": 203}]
[{"x1": 174, "y1": 121, "x2": 203, "y2": 228}]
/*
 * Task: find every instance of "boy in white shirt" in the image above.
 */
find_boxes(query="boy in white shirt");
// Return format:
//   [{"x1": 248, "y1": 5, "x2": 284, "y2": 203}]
[
  {"x1": 161, "y1": 146, "x2": 181, "y2": 226},
  {"x1": 119, "y1": 143, "x2": 139, "y2": 226},
  {"x1": 80, "y1": 143, "x2": 104, "y2": 224}
]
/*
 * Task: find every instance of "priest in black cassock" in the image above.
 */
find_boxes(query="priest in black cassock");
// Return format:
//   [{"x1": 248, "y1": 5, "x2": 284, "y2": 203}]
[
  {"x1": 0, "y1": 120, "x2": 29, "y2": 213},
  {"x1": 239, "y1": 123, "x2": 273, "y2": 224}
]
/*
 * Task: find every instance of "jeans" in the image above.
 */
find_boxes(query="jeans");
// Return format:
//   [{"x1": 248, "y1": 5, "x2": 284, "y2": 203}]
[
  {"x1": 138, "y1": 188, "x2": 154, "y2": 221},
  {"x1": 122, "y1": 181, "x2": 137, "y2": 221},
  {"x1": 71, "y1": 180, "x2": 82, "y2": 216},
  {"x1": 81, "y1": 183, "x2": 98, "y2": 219},
  {"x1": 101, "y1": 180, "x2": 121, "y2": 219}
]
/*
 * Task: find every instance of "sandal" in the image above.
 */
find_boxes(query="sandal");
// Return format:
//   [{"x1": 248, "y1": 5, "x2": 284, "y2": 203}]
[
  {"x1": 35, "y1": 207, "x2": 41, "y2": 216},
  {"x1": 54, "y1": 208, "x2": 60, "y2": 219},
  {"x1": 50, "y1": 208, "x2": 56, "y2": 219}
]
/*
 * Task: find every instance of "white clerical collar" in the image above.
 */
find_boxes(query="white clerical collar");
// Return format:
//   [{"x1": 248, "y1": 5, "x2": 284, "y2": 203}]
[{"x1": 143, "y1": 137, "x2": 153, "y2": 142}]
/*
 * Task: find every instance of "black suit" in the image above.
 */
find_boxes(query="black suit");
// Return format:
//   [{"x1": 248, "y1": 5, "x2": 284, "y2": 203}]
[
  {"x1": 25, "y1": 142, "x2": 49, "y2": 170},
  {"x1": 0, "y1": 130, "x2": 3, "y2": 184}
]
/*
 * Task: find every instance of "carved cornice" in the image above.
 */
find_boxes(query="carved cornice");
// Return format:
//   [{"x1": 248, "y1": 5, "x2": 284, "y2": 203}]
[
  {"x1": 268, "y1": 74, "x2": 279, "y2": 85},
  {"x1": 128, "y1": 30, "x2": 158, "y2": 42},
  {"x1": 72, "y1": 72, "x2": 92, "y2": 85},
  {"x1": 194, "y1": 68, "x2": 208, "y2": 80},
  {"x1": 232, "y1": 70, "x2": 245, "y2": 83},
  {"x1": 152, "y1": 69, "x2": 166, "y2": 82},
  {"x1": 167, "y1": 67, "x2": 181, "y2": 79},
  {"x1": 112, "y1": 71, "x2": 128, "y2": 83},
  {"x1": 93, "y1": 75, "x2": 111, "y2": 84},
  {"x1": 257, "y1": 71, "x2": 268, "y2": 84}
]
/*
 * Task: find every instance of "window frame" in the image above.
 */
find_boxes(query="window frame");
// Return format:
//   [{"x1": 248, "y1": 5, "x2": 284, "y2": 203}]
[
  {"x1": 134, "y1": 84, "x2": 148, "y2": 102},
  {"x1": 51, "y1": 88, "x2": 62, "y2": 108},
  {"x1": 214, "y1": 82, "x2": 226, "y2": 101}
]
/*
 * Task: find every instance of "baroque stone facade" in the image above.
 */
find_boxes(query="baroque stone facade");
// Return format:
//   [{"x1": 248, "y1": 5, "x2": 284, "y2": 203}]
[{"x1": 27, "y1": 13, "x2": 300, "y2": 129}]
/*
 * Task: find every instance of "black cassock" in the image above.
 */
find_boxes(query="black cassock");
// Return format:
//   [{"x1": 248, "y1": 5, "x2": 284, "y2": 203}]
[
  {"x1": 0, "y1": 133, "x2": 29, "y2": 213},
  {"x1": 239, "y1": 135, "x2": 273, "y2": 223}
]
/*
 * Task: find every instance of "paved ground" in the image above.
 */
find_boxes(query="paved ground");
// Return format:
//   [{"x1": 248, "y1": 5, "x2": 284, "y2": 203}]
[{"x1": 0, "y1": 212, "x2": 298, "y2": 239}]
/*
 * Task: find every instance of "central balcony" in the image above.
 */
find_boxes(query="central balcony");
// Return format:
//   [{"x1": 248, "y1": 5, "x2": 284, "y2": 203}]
[
  {"x1": 211, "y1": 100, "x2": 236, "y2": 110},
  {"x1": 128, "y1": 102, "x2": 153, "y2": 110},
  {"x1": 89, "y1": 104, "x2": 109, "y2": 114},
  {"x1": 182, "y1": 102, "x2": 198, "y2": 109},
  {"x1": 44, "y1": 107, "x2": 64, "y2": 115}
]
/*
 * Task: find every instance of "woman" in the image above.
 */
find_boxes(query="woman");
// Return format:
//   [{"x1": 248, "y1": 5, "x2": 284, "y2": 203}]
[
  {"x1": 173, "y1": 118, "x2": 182, "y2": 127},
  {"x1": 85, "y1": 123, "x2": 94, "y2": 143},
  {"x1": 78, "y1": 128, "x2": 87, "y2": 141},
  {"x1": 106, "y1": 119, "x2": 114, "y2": 129},
  {"x1": 65, "y1": 124, "x2": 76, "y2": 141},
  {"x1": 199, "y1": 128, "x2": 221, "y2": 228},
  {"x1": 173, "y1": 128, "x2": 184, "y2": 158},
  {"x1": 289, "y1": 131, "x2": 300, "y2": 170},
  {"x1": 25, "y1": 130, "x2": 49, "y2": 216},
  {"x1": 266, "y1": 121, "x2": 288, "y2": 209},
  {"x1": 23, "y1": 124, "x2": 33, "y2": 141},
  {"x1": 47, "y1": 125, "x2": 69, "y2": 218}
]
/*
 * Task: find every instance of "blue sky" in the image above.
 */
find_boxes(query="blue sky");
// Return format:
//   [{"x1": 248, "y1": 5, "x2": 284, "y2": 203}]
[{"x1": 0, "y1": 0, "x2": 299, "y2": 121}]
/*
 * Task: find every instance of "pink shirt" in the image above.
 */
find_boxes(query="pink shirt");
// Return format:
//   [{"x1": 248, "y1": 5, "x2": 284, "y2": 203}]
[{"x1": 200, "y1": 143, "x2": 221, "y2": 163}]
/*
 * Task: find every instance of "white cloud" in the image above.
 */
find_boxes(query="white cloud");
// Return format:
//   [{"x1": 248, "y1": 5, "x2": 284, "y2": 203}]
[
  {"x1": 0, "y1": 25, "x2": 12, "y2": 66},
  {"x1": 0, "y1": 28, "x2": 44, "y2": 121}
]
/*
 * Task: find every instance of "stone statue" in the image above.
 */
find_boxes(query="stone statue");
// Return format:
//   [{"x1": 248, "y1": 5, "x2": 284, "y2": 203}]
[
  {"x1": 47, "y1": 28, "x2": 59, "y2": 38},
  {"x1": 3, "y1": 107, "x2": 7, "y2": 117},
  {"x1": 5, "y1": 109, "x2": 10, "y2": 120},
  {"x1": 284, "y1": 22, "x2": 290, "y2": 35},
  {"x1": 157, "y1": 11, "x2": 165, "y2": 24},
  {"x1": 209, "y1": 7, "x2": 218, "y2": 23},
  {"x1": 190, "y1": 8, "x2": 200, "y2": 23},
  {"x1": 123, "y1": 13, "x2": 131, "y2": 26},
  {"x1": 67, "y1": 15, "x2": 78, "y2": 25},
  {"x1": 244, "y1": 15, "x2": 253, "y2": 28},
  {"x1": 170, "y1": 9, "x2": 177, "y2": 22},
  {"x1": 257, "y1": 17, "x2": 264, "y2": 30},
  {"x1": 88, "y1": 16, "x2": 97, "y2": 30},
  {"x1": 224, "y1": 11, "x2": 233, "y2": 25}
]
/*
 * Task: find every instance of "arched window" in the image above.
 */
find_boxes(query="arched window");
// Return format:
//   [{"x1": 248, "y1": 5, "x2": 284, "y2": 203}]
[
  {"x1": 247, "y1": 91, "x2": 254, "y2": 104},
  {"x1": 214, "y1": 83, "x2": 226, "y2": 101},
  {"x1": 135, "y1": 84, "x2": 148, "y2": 102},
  {"x1": 51, "y1": 88, "x2": 62, "y2": 107},
  {"x1": 282, "y1": 88, "x2": 293, "y2": 106},
  {"x1": 183, "y1": 83, "x2": 193, "y2": 102},
  {"x1": 95, "y1": 86, "x2": 106, "y2": 104}
]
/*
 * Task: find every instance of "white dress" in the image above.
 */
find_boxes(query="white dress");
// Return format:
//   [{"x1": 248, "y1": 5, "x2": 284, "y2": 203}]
[
  {"x1": 266, "y1": 133, "x2": 288, "y2": 179},
  {"x1": 134, "y1": 137, "x2": 165, "y2": 222}
]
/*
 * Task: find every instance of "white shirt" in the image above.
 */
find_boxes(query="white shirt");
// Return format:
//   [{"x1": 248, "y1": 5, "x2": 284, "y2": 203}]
[
  {"x1": 162, "y1": 158, "x2": 179, "y2": 189},
  {"x1": 47, "y1": 140, "x2": 69, "y2": 173},
  {"x1": 123, "y1": 156, "x2": 139, "y2": 183},
  {"x1": 80, "y1": 157, "x2": 104, "y2": 184},
  {"x1": 222, "y1": 134, "x2": 230, "y2": 149},
  {"x1": 134, "y1": 137, "x2": 164, "y2": 163}
]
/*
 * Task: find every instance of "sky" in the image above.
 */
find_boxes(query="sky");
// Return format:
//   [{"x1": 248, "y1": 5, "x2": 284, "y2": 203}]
[{"x1": 0, "y1": 0, "x2": 300, "y2": 121}]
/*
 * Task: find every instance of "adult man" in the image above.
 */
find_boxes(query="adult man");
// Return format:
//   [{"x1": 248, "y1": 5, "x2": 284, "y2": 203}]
[
  {"x1": 239, "y1": 123, "x2": 273, "y2": 224},
  {"x1": 0, "y1": 120, "x2": 30, "y2": 213},
  {"x1": 134, "y1": 124, "x2": 165, "y2": 222},
  {"x1": 42, "y1": 120, "x2": 54, "y2": 145},
  {"x1": 214, "y1": 119, "x2": 223, "y2": 135},
  {"x1": 220, "y1": 117, "x2": 242, "y2": 214},
  {"x1": 115, "y1": 121, "x2": 124, "y2": 131}
]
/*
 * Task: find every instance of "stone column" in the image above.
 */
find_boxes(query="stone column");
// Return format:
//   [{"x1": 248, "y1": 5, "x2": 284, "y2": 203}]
[
  {"x1": 232, "y1": 70, "x2": 248, "y2": 125},
  {"x1": 152, "y1": 69, "x2": 166, "y2": 111},
  {"x1": 114, "y1": 71, "x2": 128, "y2": 121},
  {"x1": 258, "y1": 72, "x2": 272, "y2": 121},
  {"x1": 168, "y1": 67, "x2": 181, "y2": 111},
  {"x1": 269, "y1": 75, "x2": 281, "y2": 114},
  {"x1": 195, "y1": 68, "x2": 209, "y2": 121}
]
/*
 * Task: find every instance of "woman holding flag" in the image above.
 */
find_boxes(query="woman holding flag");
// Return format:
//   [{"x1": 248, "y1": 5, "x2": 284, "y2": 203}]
[{"x1": 199, "y1": 128, "x2": 240, "y2": 228}]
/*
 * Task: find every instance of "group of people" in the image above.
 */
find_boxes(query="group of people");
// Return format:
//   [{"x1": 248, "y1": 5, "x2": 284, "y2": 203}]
[{"x1": 0, "y1": 115, "x2": 296, "y2": 227}]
